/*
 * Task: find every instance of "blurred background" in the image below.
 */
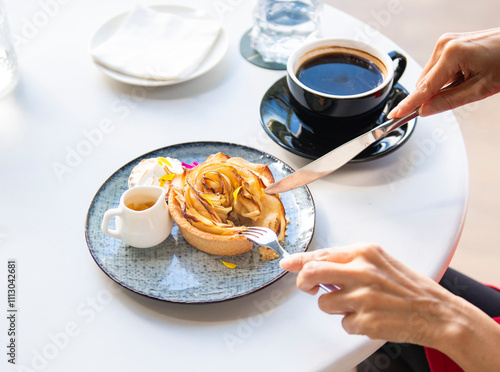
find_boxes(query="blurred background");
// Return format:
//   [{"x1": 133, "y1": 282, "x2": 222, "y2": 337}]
[{"x1": 326, "y1": 0, "x2": 500, "y2": 285}]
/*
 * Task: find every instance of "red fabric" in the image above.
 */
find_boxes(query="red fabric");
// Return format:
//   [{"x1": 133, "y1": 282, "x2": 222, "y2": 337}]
[
  {"x1": 425, "y1": 347, "x2": 462, "y2": 372},
  {"x1": 425, "y1": 284, "x2": 500, "y2": 371}
]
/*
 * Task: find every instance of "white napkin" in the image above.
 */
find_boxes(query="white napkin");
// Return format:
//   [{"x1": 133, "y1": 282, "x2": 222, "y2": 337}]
[{"x1": 91, "y1": 5, "x2": 222, "y2": 81}]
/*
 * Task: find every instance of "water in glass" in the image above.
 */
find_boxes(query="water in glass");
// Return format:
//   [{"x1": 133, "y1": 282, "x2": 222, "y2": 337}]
[{"x1": 251, "y1": 0, "x2": 322, "y2": 64}]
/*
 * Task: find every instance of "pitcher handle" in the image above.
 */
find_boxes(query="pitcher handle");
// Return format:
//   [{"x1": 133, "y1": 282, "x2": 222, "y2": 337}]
[{"x1": 101, "y1": 208, "x2": 123, "y2": 239}]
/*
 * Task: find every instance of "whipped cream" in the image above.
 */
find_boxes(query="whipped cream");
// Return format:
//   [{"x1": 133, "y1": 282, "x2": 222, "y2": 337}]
[{"x1": 128, "y1": 157, "x2": 183, "y2": 189}]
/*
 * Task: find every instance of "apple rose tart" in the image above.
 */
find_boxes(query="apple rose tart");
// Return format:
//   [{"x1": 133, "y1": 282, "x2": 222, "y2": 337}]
[{"x1": 168, "y1": 153, "x2": 286, "y2": 256}]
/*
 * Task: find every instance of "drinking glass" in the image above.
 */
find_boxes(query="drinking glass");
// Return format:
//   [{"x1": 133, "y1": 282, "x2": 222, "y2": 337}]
[
  {"x1": 0, "y1": 0, "x2": 19, "y2": 99},
  {"x1": 251, "y1": 0, "x2": 323, "y2": 65}
]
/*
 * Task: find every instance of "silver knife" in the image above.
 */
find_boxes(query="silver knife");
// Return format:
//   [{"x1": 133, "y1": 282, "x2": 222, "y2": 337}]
[
  {"x1": 265, "y1": 74, "x2": 466, "y2": 195},
  {"x1": 265, "y1": 109, "x2": 419, "y2": 194}
]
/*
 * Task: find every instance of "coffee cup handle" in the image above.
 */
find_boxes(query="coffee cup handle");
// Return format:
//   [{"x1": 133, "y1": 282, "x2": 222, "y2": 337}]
[
  {"x1": 388, "y1": 51, "x2": 407, "y2": 86},
  {"x1": 101, "y1": 207, "x2": 123, "y2": 240}
]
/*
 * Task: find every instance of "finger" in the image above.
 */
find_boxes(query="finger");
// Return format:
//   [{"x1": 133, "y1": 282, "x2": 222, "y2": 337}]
[
  {"x1": 420, "y1": 75, "x2": 491, "y2": 116},
  {"x1": 295, "y1": 260, "x2": 361, "y2": 294},
  {"x1": 389, "y1": 33, "x2": 469, "y2": 119},
  {"x1": 341, "y1": 306, "x2": 417, "y2": 342},
  {"x1": 341, "y1": 311, "x2": 385, "y2": 339},
  {"x1": 279, "y1": 245, "x2": 356, "y2": 272},
  {"x1": 296, "y1": 261, "x2": 340, "y2": 294},
  {"x1": 416, "y1": 45, "x2": 443, "y2": 83},
  {"x1": 341, "y1": 312, "x2": 361, "y2": 335},
  {"x1": 317, "y1": 290, "x2": 353, "y2": 315},
  {"x1": 388, "y1": 63, "x2": 460, "y2": 118},
  {"x1": 417, "y1": 32, "x2": 459, "y2": 82}
]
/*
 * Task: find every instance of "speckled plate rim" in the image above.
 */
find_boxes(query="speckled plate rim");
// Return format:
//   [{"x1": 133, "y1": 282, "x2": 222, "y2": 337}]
[{"x1": 85, "y1": 141, "x2": 315, "y2": 304}]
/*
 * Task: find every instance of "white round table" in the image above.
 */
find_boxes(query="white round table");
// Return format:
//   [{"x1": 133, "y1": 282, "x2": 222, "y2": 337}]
[{"x1": 1, "y1": 0, "x2": 467, "y2": 371}]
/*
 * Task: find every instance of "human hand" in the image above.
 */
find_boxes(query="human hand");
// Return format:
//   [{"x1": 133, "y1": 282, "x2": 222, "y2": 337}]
[
  {"x1": 388, "y1": 28, "x2": 500, "y2": 118},
  {"x1": 281, "y1": 243, "x2": 500, "y2": 371},
  {"x1": 279, "y1": 243, "x2": 466, "y2": 347}
]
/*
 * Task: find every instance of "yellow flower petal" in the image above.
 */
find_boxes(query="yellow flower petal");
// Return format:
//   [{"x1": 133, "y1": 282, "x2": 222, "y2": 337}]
[
  {"x1": 201, "y1": 194, "x2": 214, "y2": 206},
  {"x1": 158, "y1": 157, "x2": 172, "y2": 168},
  {"x1": 220, "y1": 260, "x2": 237, "y2": 269},
  {"x1": 232, "y1": 186, "x2": 242, "y2": 202},
  {"x1": 159, "y1": 174, "x2": 175, "y2": 182}
]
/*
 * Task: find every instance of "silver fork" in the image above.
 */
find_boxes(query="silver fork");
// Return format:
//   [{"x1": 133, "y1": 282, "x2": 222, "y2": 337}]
[{"x1": 239, "y1": 227, "x2": 339, "y2": 293}]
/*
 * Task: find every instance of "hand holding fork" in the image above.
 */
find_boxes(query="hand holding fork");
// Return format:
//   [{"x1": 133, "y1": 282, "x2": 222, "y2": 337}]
[{"x1": 239, "y1": 227, "x2": 339, "y2": 293}]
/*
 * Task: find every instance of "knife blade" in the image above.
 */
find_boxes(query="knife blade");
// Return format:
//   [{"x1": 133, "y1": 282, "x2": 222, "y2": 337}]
[
  {"x1": 265, "y1": 73, "x2": 465, "y2": 195},
  {"x1": 265, "y1": 109, "x2": 419, "y2": 194}
]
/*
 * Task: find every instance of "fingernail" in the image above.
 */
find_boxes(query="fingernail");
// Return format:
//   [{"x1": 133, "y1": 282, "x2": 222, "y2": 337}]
[{"x1": 387, "y1": 107, "x2": 398, "y2": 119}]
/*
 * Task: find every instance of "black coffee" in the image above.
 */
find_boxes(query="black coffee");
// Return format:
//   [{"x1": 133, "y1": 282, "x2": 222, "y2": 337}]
[{"x1": 297, "y1": 52, "x2": 385, "y2": 96}]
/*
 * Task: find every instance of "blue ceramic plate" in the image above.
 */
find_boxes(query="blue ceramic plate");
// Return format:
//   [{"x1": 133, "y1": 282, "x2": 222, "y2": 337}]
[{"x1": 85, "y1": 142, "x2": 315, "y2": 303}]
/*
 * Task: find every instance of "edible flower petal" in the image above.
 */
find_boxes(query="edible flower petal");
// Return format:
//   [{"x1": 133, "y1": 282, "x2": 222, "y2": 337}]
[
  {"x1": 201, "y1": 193, "x2": 214, "y2": 207},
  {"x1": 159, "y1": 174, "x2": 176, "y2": 182},
  {"x1": 220, "y1": 260, "x2": 237, "y2": 269},
  {"x1": 233, "y1": 186, "x2": 242, "y2": 202},
  {"x1": 182, "y1": 161, "x2": 200, "y2": 169},
  {"x1": 158, "y1": 157, "x2": 172, "y2": 167}
]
